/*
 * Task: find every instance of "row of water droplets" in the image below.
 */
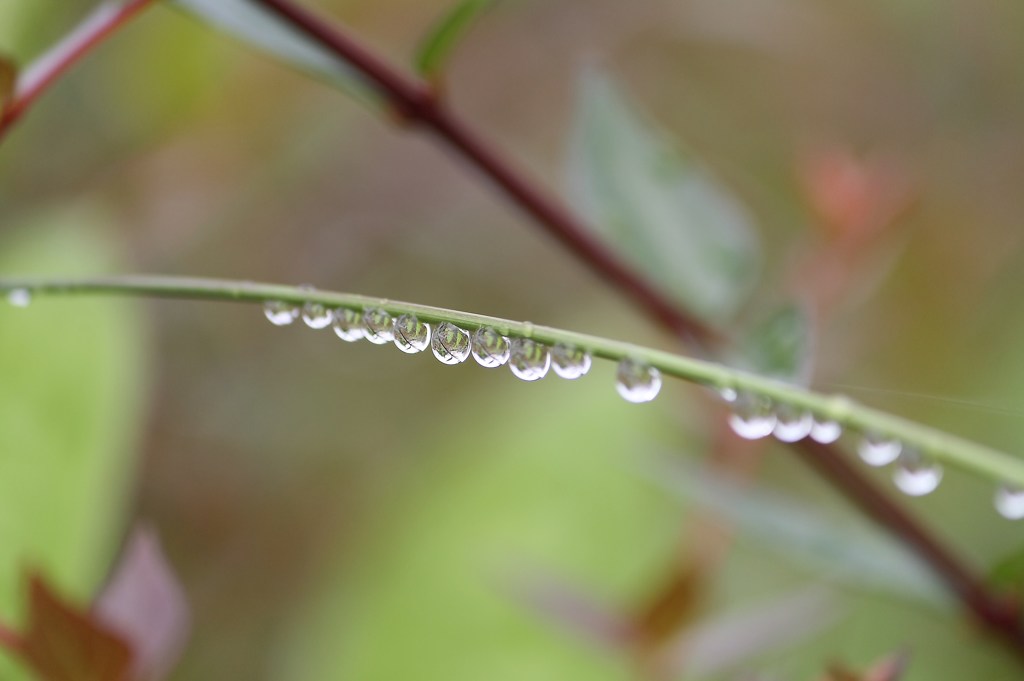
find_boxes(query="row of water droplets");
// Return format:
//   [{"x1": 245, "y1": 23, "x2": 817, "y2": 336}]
[
  {"x1": 719, "y1": 387, "x2": 1024, "y2": 517},
  {"x1": 263, "y1": 299, "x2": 662, "y2": 402}
]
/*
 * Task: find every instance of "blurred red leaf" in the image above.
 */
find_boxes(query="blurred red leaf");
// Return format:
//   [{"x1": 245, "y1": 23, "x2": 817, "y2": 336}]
[
  {"x1": 93, "y1": 526, "x2": 189, "y2": 681},
  {"x1": 0, "y1": 56, "x2": 16, "y2": 111},
  {"x1": 1, "y1": 576, "x2": 133, "y2": 681}
]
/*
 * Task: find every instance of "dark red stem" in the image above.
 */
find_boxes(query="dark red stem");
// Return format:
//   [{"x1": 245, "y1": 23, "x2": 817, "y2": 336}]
[
  {"x1": 0, "y1": 0, "x2": 156, "y2": 140},
  {"x1": 251, "y1": 0, "x2": 1024, "y2": 657}
]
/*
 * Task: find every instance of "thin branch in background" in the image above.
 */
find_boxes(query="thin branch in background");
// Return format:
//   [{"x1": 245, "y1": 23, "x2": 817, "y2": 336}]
[
  {"x1": 246, "y1": 0, "x2": 1024, "y2": 658},
  {"x1": 0, "y1": 0, "x2": 157, "y2": 141}
]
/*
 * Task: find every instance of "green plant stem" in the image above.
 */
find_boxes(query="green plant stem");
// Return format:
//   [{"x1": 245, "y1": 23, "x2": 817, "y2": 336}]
[{"x1": 4, "y1": 274, "x2": 1023, "y2": 490}]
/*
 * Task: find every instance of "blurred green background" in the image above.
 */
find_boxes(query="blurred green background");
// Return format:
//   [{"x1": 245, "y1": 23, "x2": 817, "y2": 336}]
[{"x1": 2, "y1": 0, "x2": 1024, "y2": 679}]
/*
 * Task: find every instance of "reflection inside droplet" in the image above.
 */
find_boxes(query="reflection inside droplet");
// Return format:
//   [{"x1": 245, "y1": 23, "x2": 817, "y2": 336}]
[
  {"x1": 728, "y1": 392, "x2": 776, "y2": 439},
  {"x1": 773, "y1": 404, "x2": 813, "y2": 442},
  {"x1": 857, "y1": 433, "x2": 902, "y2": 467},
  {"x1": 363, "y1": 307, "x2": 394, "y2": 345},
  {"x1": 550, "y1": 344, "x2": 591, "y2": 380},
  {"x1": 393, "y1": 314, "x2": 431, "y2": 354},
  {"x1": 302, "y1": 301, "x2": 332, "y2": 329},
  {"x1": 432, "y1": 322, "x2": 471, "y2": 364},
  {"x1": 332, "y1": 308, "x2": 364, "y2": 342},
  {"x1": 472, "y1": 327, "x2": 510, "y2": 368},
  {"x1": 615, "y1": 359, "x2": 661, "y2": 403},
  {"x1": 509, "y1": 338, "x2": 551, "y2": 381},
  {"x1": 809, "y1": 418, "x2": 842, "y2": 444},
  {"x1": 995, "y1": 485, "x2": 1024, "y2": 520},
  {"x1": 892, "y1": 449, "x2": 942, "y2": 496},
  {"x1": 263, "y1": 300, "x2": 299, "y2": 326}
]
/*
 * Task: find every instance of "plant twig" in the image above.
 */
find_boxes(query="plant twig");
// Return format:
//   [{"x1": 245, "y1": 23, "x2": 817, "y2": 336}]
[
  {"x1": 0, "y1": 0, "x2": 156, "y2": 141},
  {"x1": 4, "y1": 274, "x2": 1024, "y2": 491},
  {"x1": 239, "y1": 0, "x2": 1024, "y2": 657},
  {"x1": 250, "y1": 0, "x2": 717, "y2": 348}
]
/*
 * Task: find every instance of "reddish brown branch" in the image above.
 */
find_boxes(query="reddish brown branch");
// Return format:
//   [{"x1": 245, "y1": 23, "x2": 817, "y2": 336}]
[
  {"x1": 0, "y1": 0, "x2": 156, "y2": 141},
  {"x1": 250, "y1": 0, "x2": 1024, "y2": 658},
  {"x1": 253, "y1": 0, "x2": 717, "y2": 348}
]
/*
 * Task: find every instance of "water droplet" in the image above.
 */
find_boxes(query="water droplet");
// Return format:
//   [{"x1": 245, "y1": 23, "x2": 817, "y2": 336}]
[
  {"x1": 718, "y1": 386, "x2": 738, "y2": 403},
  {"x1": 995, "y1": 485, "x2": 1024, "y2": 520},
  {"x1": 773, "y1": 404, "x2": 813, "y2": 442},
  {"x1": 509, "y1": 338, "x2": 551, "y2": 381},
  {"x1": 892, "y1": 449, "x2": 942, "y2": 496},
  {"x1": 302, "y1": 301, "x2": 332, "y2": 329},
  {"x1": 432, "y1": 322, "x2": 471, "y2": 364},
  {"x1": 363, "y1": 307, "x2": 394, "y2": 345},
  {"x1": 7, "y1": 288, "x2": 31, "y2": 308},
  {"x1": 550, "y1": 344, "x2": 592, "y2": 380},
  {"x1": 263, "y1": 300, "x2": 299, "y2": 326},
  {"x1": 471, "y1": 327, "x2": 510, "y2": 368},
  {"x1": 393, "y1": 314, "x2": 431, "y2": 354},
  {"x1": 615, "y1": 359, "x2": 662, "y2": 403},
  {"x1": 332, "y1": 308, "x2": 364, "y2": 342},
  {"x1": 857, "y1": 433, "x2": 902, "y2": 467},
  {"x1": 727, "y1": 392, "x2": 776, "y2": 439},
  {"x1": 809, "y1": 418, "x2": 842, "y2": 444}
]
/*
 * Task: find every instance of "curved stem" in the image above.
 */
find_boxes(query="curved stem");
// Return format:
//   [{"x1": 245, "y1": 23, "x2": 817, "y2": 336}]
[
  {"x1": 4, "y1": 274, "x2": 1024, "y2": 490},
  {"x1": 0, "y1": 0, "x2": 156, "y2": 141}
]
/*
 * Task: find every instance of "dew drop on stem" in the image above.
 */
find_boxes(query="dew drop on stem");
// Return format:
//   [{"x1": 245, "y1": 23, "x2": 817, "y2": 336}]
[
  {"x1": 550, "y1": 344, "x2": 591, "y2": 380},
  {"x1": 509, "y1": 338, "x2": 551, "y2": 381},
  {"x1": 432, "y1": 322, "x2": 471, "y2": 364},
  {"x1": 332, "y1": 308, "x2": 365, "y2": 342},
  {"x1": 471, "y1": 327, "x2": 510, "y2": 368},
  {"x1": 363, "y1": 307, "x2": 394, "y2": 345},
  {"x1": 892, "y1": 449, "x2": 942, "y2": 496},
  {"x1": 773, "y1": 404, "x2": 813, "y2": 442},
  {"x1": 995, "y1": 485, "x2": 1024, "y2": 520},
  {"x1": 809, "y1": 418, "x2": 842, "y2": 444},
  {"x1": 393, "y1": 314, "x2": 431, "y2": 354},
  {"x1": 7, "y1": 288, "x2": 31, "y2": 308},
  {"x1": 264, "y1": 300, "x2": 299, "y2": 326},
  {"x1": 727, "y1": 392, "x2": 776, "y2": 439},
  {"x1": 302, "y1": 301, "x2": 332, "y2": 329},
  {"x1": 857, "y1": 433, "x2": 902, "y2": 467},
  {"x1": 615, "y1": 359, "x2": 661, "y2": 403}
]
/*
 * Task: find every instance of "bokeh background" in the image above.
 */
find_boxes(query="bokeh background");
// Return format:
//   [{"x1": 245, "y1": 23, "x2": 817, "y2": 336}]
[{"x1": 2, "y1": 0, "x2": 1024, "y2": 679}]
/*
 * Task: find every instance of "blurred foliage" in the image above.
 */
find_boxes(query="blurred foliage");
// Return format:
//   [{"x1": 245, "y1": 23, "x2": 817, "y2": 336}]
[
  {"x1": 0, "y1": 209, "x2": 149, "y2": 680},
  {"x1": 2, "y1": 0, "x2": 1024, "y2": 680}
]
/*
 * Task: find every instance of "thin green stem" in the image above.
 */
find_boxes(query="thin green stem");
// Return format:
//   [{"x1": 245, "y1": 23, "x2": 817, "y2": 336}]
[{"x1": 4, "y1": 274, "x2": 1023, "y2": 489}]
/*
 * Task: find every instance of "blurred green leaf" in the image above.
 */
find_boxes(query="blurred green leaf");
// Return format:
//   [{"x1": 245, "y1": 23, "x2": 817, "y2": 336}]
[
  {"x1": 729, "y1": 302, "x2": 814, "y2": 384},
  {"x1": 988, "y1": 545, "x2": 1024, "y2": 592},
  {"x1": 0, "y1": 56, "x2": 16, "y2": 110},
  {"x1": 0, "y1": 208, "x2": 149, "y2": 680},
  {"x1": 415, "y1": 0, "x2": 494, "y2": 80},
  {"x1": 567, "y1": 71, "x2": 761, "y2": 326},
  {"x1": 647, "y1": 457, "x2": 948, "y2": 607},
  {"x1": 171, "y1": 0, "x2": 377, "y2": 105},
  {"x1": 280, "y1": 378, "x2": 684, "y2": 681}
]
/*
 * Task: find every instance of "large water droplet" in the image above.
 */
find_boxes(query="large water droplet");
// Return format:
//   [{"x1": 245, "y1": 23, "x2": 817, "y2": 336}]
[
  {"x1": 892, "y1": 449, "x2": 942, "y2": 496},
  {"x1": 809, "y1": 418, "x2": 842, "y2": 444},
  {"x1": 432, "y1": 322, "x2": 471, "y2": 364},
  {"x1": 550, "y1": 344, "x2": 591, "y2": 380},
  {"x1": 7, "y1": 288, "x2": 31, "y2": 308},
  {"x1": 509, "y1": 338, "x2": 551, "y2": 381},
  {"x1": 302, "y1": 301, "x2": 332, "y2": 329},
  {"x1": 773, "y1": 404, "x2": 813, "y2": 442},
  {"x1": 363, "y1": 307, "x2": 394, "y2": 345},
  {"x1": 996, "y1": 485, "x2": 1024, "y2": 520},
  {"x1": 393, "y1": 314, "x2": 431, "y2": 354},
  {"x1": 332, "y1": 308, "x2": 364, "y2": 342},
  {"x1": 857, "y1": 433, "x2": 902, "y2": 467},
  {"x1": 728, "y1": 392, "x2": 776, "y2": 439},
  {"x1": 615, "y1": 359, "x2": 662, "y2": 403},
  {"x1": 264, "y1": 300, "x2": 299, "y2": 326},
  {"x1": 471, "y1": 327, "x2": 510, "y2": 368}
]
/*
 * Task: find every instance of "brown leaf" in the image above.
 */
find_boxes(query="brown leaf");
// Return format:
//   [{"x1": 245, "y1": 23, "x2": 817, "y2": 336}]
[
  {"x1": 0, "y1": 55, "x2": 16, "y2": 110},
  {"x1": 1, "y1": 575, "x2": 133, "y2": 681},
  {"x1": 93, "y1": 526, "x2": 190, "y2": 681}
]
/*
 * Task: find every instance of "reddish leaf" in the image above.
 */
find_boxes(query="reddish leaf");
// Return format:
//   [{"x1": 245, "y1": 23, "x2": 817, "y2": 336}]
[
  {"x1": 93, "y1": 527, "x2": 189, "y2": 681},
  {"x1": 2, "y1": 576, "x2": 133, "y2": 681}
]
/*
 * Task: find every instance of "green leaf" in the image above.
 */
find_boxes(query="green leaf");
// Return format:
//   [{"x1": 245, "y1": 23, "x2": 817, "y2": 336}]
[
  {"x1": 647, "y1": 457, "x2": 948, "y2": 607},
  {"x1": 567, "y1": 71, "x2": 761, "y2": 326},
  {"x1": 170, "y1": 0, "x2": 377, "y2": 105},
  {"x1": 415, "y1": 0, "x2": 494, "y2": 80},
  {"x1": 729, "y1": 302, "x2": 814, "y2": 384},
  {"x1": 0, "y1": 207, "x2": 149, "y2": 680}
]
